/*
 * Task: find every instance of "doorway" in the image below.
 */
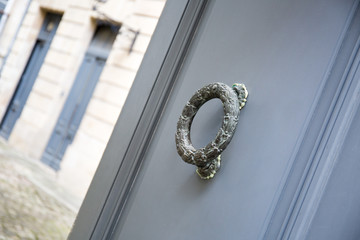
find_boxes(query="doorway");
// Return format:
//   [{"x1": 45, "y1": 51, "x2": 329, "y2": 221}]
[
  {"x1": 41, "y1": 24, "x2": 118, "y2": 170},
  {"x1": 0, "y1": 13, "x2": 62, "y2": 139}
]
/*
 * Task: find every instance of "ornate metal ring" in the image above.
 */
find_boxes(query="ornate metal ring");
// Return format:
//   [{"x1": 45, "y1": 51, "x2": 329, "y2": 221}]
[{"x1": 175, "y1": 82, "x2": 248, "y2": 179}]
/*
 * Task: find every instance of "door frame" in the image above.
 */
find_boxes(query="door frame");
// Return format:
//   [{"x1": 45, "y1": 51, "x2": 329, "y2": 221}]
[{"x1": 69, "y1": 0, "x2": 360, "y2": 239}]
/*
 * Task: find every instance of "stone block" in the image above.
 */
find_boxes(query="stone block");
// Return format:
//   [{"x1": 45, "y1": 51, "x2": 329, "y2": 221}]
[
  {"x1": 126, "y1": 14, "x2": 159, "y2": 36},
  {"x1": 68, "y1": 131, "x2": 106, "y2": 164},
  {"x1": 95, "y1": 0, "x2": 132, "y2": 23},
  {"x1": 86, "y1": 98, "x2": 122, "y2": 125},
  {"x1": 44, "y1": 49, "x2": 72, "y2": 69},
  {"x1": 22, "y1": 13, "x2": 38, "y2": 28},
  {"x1": 9, "y1": 120, "x2": 39, "y2": 152},
  {"x1": 68, "y1": 0, "x2": 92, "y2": 10},
  {"x1": 57, "y1": 21, "x2": 86, "y2": 39},
  {"x1": 32, "y1": 77, "x2": 60, "y2": 99},
  {"x1": 38, "y1": 0, "x2": 69, "y2": 12},
  {"x1": 20, "y1": 105, "x2": 47, "y2": 129},
  {"x1": 26, "y1": 92, "x2": 53, "y2": 113},
  {"x1": 114, "y1": 32, "x2": 151, "y2": 54},
  {"x1": 100, "y1": 65, "x2": 136, "y2": 89},
  {"x1": 6, "y1": 52, "x2": 21, "y2": 67},
  {"x1": 59, "y1": 141, "x2": 100, "y2": 199},
  {"x1": 131, "y1": 34, "x2": 152, "y2": 53},
  {"x1": 11, "y1": 38, "x2": 31, "y2": 56},
  {"x1": 62, "y1": 8, "x2": 91, "y2": 25},
  {"x1": 28, "y1": 1, "x2": 41, "y2": 14},
  {"x1": 78, "y1": 114, "x2": 114, "y2": 143},
  {"x1": 16, "y1": 26, "x2": 32, "y2": 41},
  {"x1": 1, "y1": 66, "x2": 19, "y2": 81},
  {"x1": 51, "y1": 35, "x2": 78, "y2": 54},
  {"x1": 134, "y1": 0, "x2": 165, "y2": 18},
  {"x1": 107, "y1": 49, "x2": 144, "y2": 71},
  {"x1": 93, "y1": 82, "x2": 129, "y2": 107},
  {"x1": 38, "y1": 64, "x2": 64, "y2": 83}
]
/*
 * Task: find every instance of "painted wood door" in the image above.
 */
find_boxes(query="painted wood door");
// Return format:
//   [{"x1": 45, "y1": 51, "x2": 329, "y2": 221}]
[
  {"x1": 0, "y1": 13, "x2": 61, "y2": 139},
  {"x1": 69, "y1": 0, "x2": 360, "y2": 239},
  {"x1": 41, "y1": 25, "x2": 117, "y2": 170}
]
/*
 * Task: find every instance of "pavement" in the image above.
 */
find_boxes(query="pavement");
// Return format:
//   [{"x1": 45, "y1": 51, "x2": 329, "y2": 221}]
[{"x1": 0, "y1": 139, "x2": 79, "y2": 239}]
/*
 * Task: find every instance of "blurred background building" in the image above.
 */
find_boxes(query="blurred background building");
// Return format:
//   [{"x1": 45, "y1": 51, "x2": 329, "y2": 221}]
[{"x1": 0, "y1": 0, "x2": 165, "y2": 201}]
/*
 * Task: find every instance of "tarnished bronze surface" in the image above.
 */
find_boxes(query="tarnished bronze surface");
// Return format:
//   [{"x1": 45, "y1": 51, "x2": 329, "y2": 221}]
[{"x1": 175, "y1": 82, "x2": 248, "y2": 179}]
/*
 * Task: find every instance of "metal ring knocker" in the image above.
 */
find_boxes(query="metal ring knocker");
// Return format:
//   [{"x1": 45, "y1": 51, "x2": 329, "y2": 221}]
[{"x1": 175, "y1": 82, "x2": 248, "y2": 179}]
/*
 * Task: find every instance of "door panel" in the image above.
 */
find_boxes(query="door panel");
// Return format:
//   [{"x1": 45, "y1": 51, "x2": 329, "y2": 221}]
[
  {"x1": 69, "y1": 0, "x2": 360, "y2": 239},
  {"x1": 41, "y1": 25, "x2": 117, "y2": 170},
  {"x1": 0, "y1": 13, "x2": 61, "y2": 139},
  {"x1": 112, "y1": 0, "x2": 356, "y2": 239},
  {"x1": 0, "y1": 40, "x2": 44, "y2": 138}
]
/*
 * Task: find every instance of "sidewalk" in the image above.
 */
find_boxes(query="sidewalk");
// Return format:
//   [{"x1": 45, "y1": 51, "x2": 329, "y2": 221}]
[{"x1": 0, "y1": 139, "x2": 79, "y2": 239}]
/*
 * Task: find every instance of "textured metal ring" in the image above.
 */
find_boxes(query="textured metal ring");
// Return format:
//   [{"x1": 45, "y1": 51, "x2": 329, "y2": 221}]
[{"x1": 175, "y1": 82, "x2": 248, "y2": 179}]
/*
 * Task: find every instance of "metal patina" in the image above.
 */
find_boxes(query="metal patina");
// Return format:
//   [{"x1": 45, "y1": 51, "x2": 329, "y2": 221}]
[{"x1": 175, "y1": 82, "x2": 248, "y2": 179}]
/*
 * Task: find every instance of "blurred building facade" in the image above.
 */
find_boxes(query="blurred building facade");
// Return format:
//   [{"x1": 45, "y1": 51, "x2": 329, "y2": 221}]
[{"x1": 0, "y1": 0, "x2": 165, "y2": 199}]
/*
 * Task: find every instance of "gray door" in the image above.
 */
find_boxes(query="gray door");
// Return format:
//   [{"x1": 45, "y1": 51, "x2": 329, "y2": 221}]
[
  {"x1": 69, "y1": 0, "x2": 360, "y2": 239},
  {"x1": 41, "y1": 25, "x2": 117, "y2": 171},
  {"x1": 0, "y1": 13, "x2": 61, "y2": 139}
]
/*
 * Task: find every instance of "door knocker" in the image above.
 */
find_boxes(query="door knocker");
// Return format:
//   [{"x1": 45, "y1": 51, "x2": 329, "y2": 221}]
[{"x1": 175, "y1": 82, "x2": 248, "y2": 179}]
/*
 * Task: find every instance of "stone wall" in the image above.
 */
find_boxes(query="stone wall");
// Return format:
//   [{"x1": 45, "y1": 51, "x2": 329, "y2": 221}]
[{"x1": 0, "y1": 0, "x2": 166, "y2": 199}]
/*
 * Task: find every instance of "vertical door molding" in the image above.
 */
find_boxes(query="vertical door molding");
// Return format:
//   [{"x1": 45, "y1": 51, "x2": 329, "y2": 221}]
[
  {"x1": 68, "y1": 0, "x2": 208, "y2": 239},
  {"x1": 263, "y1": 1, "x2": 360, "y2": 238},
  {"x1": 287, "y1": 8, "x2": 360, "y2": 239}
]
